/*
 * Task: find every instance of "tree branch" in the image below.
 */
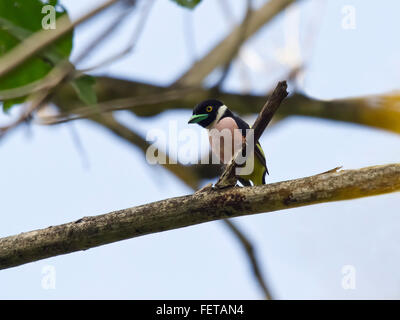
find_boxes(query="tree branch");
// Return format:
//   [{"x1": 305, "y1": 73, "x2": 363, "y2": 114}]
[
  {"x1": 173, "y1": 0, "x2": 298, "y2": 87},
  {"x1": 223, "y1": 219, "x2": 273, "y2": 300},
  {"x1": 47, "y1": 77, "x2": 400, "y2": 136},
  {"x1": 1, "y1": 162, "x2": 399, "y2": 270}
]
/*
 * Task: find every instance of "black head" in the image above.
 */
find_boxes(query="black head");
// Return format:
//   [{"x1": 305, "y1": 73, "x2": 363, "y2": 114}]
[{"x1": 188, "y1": 99, "x2": 224, "y2": 128}]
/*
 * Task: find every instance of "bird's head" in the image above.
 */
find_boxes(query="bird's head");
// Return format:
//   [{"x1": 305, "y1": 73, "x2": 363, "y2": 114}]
[{"x1": 188, "y1": 99, "x2": 225, "y2": 128}]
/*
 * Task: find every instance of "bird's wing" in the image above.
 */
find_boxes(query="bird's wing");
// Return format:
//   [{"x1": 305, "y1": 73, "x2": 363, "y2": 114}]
[
  {"x1": 255, "y1": 141, "x2": 269, "y2": 175},
  {"x1": 232, "y1": 114, "x2": 269, "y2": 175}
]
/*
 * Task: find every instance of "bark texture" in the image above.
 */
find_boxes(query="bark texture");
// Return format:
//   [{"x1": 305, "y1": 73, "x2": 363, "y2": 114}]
[{"x1": 0, "y1": 163, "x2": 399, "y2": 270}]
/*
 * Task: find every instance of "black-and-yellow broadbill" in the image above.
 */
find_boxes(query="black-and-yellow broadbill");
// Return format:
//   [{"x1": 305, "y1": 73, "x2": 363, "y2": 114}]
[{"x1": 188, "y1": 99, "x2": 268, "y2": 186}]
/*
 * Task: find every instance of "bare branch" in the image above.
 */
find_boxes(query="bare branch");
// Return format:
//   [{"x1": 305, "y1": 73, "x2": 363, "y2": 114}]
[
  {"x1": 0, "y1": 61, "x2": 73, "y2": 137},
  {"x1": 79, "y1": 0, "x2": 155, "y2": 72},
  {"x1": 212, "y1": 0, "x2": 253, "y2": 91},
  {"x1": 39, "y1": 87, "x2": 199, "y2": 125},
  {"x1": 48, "y1": 77, "x2": 400, "y2": 137},
  {"x1": 1, "y1": 162, "x2": 399, "y2": 270},
  {"x1": 223, "y1": 219, "x2": 273, "y2": 300},
  {"x1": 90, "y1": 114, "x2": 203, "y2": 190},
  {"x1": 174, "y1": 0, "x2": 298, "y2": 87}
]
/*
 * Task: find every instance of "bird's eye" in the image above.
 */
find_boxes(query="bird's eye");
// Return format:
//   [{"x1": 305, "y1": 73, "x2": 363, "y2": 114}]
[{"x1": 206, "y1": 106, "x2": 213, "y2": 112}]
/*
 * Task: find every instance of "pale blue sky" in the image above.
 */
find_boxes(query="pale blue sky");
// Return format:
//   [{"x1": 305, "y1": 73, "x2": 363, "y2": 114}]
[{"x1": 1, "y1": 0, "x2": 400, "y2": 299}]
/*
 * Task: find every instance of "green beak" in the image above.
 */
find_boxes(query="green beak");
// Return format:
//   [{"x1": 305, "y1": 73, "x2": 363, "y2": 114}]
[{"x1": 188, "y1": 114, "x2": 208, "y2": 124}]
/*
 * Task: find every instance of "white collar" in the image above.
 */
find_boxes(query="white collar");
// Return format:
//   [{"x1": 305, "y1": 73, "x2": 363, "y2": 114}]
[{"x1": 206, "y1": 105, "x2": 228, "y2": 129}]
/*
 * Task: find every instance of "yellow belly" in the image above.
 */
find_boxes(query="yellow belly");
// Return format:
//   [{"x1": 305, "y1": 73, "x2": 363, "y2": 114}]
[{"x1": 236, "y1": 152, "x2": 266, "y2": 186}]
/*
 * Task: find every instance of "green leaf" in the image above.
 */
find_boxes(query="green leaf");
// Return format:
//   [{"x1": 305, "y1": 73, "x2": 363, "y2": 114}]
[
  {"x1": 171, "y1": 0, "x2": 202, "y2": 9},
  {"x1": 0, "y1": 0, "x2": 73, "y2": 111},
  {"x1": 2, "y1": 98, "x2": 24, "y2": 113},
  {"x1": 48, "y1": 0, "x2": 59, "y2": 7},
  {"x1": 71, "y1": 75, "x2": 97, "y2": 106}
]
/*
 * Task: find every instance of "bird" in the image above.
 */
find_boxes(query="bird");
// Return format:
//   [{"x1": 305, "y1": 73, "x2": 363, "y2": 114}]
[{"x1": 188, "y1": 99, "x2": 268, "y2": 186}]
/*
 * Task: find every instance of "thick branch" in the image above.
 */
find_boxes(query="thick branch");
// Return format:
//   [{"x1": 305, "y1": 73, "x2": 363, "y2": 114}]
[
  {"x1": 49, "y1": 77, "x2": 400, "y2": 136},
  {"x1": 1, "y1": 163, "x2": 399, "y2": 270}
]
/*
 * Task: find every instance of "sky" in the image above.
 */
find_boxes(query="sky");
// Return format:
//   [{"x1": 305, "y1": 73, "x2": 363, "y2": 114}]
[{"x1": 1, "y1": 0, "x2": 400, "y2": 299}]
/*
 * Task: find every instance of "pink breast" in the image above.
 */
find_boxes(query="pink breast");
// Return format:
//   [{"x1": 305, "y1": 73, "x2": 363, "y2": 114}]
[{"x1": 208, "y1": 117, "x2": 244, "y2": 164}]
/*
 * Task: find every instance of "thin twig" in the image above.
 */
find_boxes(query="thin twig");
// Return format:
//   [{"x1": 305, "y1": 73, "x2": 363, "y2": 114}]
[
  {"x1": 79, "y1": 0, "x2": 155, "y2": 72},
  {"x1": 0, "y1": 78, "x2": 55, "y2": 100},
  {"x1": 213, "y1": 0, "x2": 253, "y2": 91},
  {"x1": 223, "y1": 219, "x2": 273, "y2": 300},
  {"x1": 0, "y1": 61, "x2": 73, "y2": 136},
  {"x1": 174, "y1": 0, "x2": 298, "y2": 87},
  {"x1": 90, "y1": 114, "x2": 201, "y2": 190},
  {"x1": 38, "y1": 87, "x2": 198, "y2": 125}
]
